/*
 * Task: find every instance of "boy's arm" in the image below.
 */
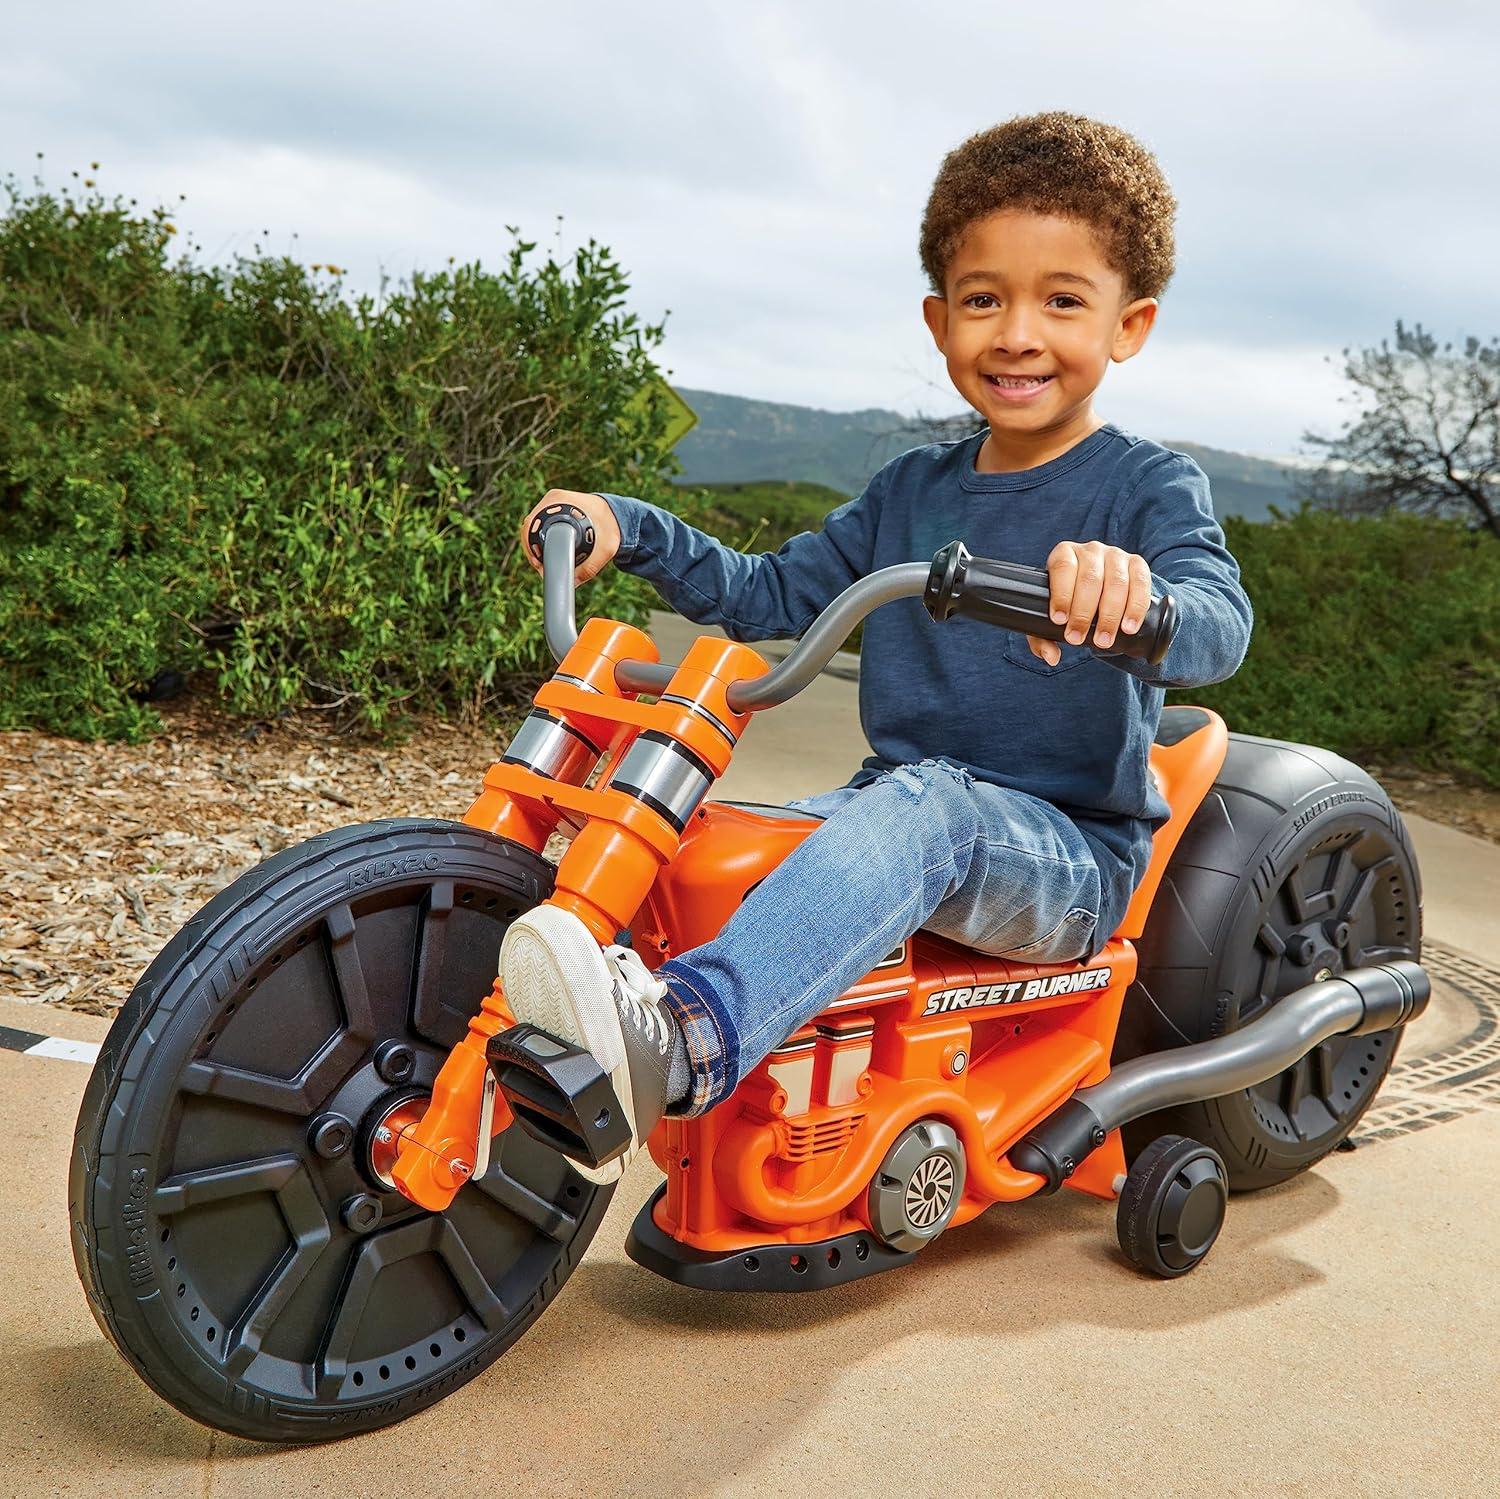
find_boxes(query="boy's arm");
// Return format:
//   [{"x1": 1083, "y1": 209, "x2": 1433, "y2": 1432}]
[
  {"x1": 598, "y1": 474, "x2": 885, "y2": 643},
  {"x1": 1105, "y1": 453, "x2": 1254, "y2": 689}
]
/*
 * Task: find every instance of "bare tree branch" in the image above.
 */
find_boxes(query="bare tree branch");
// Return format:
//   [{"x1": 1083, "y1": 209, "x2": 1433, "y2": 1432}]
[{"x1": 1300, "y1": 320, "x2": 1500, "y2": 538}]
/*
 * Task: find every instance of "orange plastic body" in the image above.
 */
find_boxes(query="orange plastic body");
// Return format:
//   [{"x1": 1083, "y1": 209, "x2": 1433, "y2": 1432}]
[{"x1": 392, "y1": 617, "x2": 1230, "y2": 1242}]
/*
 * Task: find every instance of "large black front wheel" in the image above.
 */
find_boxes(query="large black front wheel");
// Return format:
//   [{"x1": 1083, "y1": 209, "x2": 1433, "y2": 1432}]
[{"x1": 70, "y1": 819, "x2": 609, "y2": 1443}]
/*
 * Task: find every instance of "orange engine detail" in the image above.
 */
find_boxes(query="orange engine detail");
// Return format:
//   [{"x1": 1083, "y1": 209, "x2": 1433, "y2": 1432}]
[{"x1": 638, "y1": 801, "x2": 1132, "y2": 1255}]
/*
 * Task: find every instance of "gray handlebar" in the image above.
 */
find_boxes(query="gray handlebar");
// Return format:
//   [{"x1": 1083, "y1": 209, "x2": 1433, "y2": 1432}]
[{"x1": 537, "y1": 522, "x2": 925, "y2": 711}]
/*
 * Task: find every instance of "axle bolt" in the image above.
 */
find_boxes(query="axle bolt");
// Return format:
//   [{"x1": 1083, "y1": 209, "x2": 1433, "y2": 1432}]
[
  {"x1": 341, "y1": 1193, "x2": 383, "y2": 1233},
  {"x1": 309, "y1": 1113, "x2": 353, "y2": 1159},
  {"x1": 374, "y1": 1040, "x2": 416, "y2": 1084},
  {"x1": 1289, "y1": 934, "x2": 1319, "y2": 965}
]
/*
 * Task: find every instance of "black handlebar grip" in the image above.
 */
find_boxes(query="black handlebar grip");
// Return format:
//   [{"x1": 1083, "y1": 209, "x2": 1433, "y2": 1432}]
[
  {"x1": 526, "y1": 501, "x2": 597, "y2": 569},
  {"x1": 923, "y1": 539, "x2": 1179, "y2": 667}
]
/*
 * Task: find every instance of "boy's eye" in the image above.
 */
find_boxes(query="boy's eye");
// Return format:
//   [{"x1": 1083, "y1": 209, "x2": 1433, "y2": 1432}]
[{"x1": 961, "y1": 292, "x2": 1084, "y2": 310}]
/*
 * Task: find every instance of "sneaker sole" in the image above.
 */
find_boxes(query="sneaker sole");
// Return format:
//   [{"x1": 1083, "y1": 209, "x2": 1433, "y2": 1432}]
[{"x1": 499, "y1": 906, "x2": 637, "y2": 1185}]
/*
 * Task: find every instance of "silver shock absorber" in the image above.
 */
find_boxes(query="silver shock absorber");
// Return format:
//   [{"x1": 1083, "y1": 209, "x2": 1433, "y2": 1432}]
[
  {"x1": 600, "y1": 729, "x2": 718, "y2": 834},
  {"x1": 500, "y1": 702, "x2": 605, "y2": 787}
]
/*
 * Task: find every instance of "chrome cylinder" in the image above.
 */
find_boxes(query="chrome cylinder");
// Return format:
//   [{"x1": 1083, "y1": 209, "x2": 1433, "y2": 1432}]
[
  {"x1": 602, "y1": 730, "x2": 715, "y2": 833},
  {"x1": 501, "y1": 709, "x2": 603, "y2": 787}
]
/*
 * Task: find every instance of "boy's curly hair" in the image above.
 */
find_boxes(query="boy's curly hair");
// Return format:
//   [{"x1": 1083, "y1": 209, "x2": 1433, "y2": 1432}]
[{"x1": 919, "y1": 112, "x2": 1177, "y2": 303}]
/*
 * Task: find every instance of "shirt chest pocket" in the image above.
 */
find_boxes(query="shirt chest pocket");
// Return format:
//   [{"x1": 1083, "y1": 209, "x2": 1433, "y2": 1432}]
[{"x1": 1002, "y1": 631, "x2": 1095, "y2": 676}]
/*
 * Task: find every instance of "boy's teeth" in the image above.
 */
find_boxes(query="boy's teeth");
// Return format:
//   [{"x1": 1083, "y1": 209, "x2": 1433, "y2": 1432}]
[{"x1": 990, "y1": 374, "x2": 1049, "y2": 387}]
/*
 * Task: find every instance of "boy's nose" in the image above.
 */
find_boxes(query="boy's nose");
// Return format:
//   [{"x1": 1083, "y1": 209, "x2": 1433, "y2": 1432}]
[{"x1": 991, "y1": 310, "x2": 1043, "y2": 355}]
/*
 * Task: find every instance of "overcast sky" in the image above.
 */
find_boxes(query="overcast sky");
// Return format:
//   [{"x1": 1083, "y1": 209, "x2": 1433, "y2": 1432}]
[{"x1": 4, "y1": 1, "x2": 1494, "y2": 460}]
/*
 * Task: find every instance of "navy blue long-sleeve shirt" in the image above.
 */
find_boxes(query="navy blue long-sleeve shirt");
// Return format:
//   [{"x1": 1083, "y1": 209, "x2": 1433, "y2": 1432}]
[{"x1": 600, "y1": 422, "x2": 1254, "y2": 954}]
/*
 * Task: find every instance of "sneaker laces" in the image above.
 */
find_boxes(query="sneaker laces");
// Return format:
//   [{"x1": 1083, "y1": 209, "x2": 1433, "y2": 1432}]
[{"x1": 603, "y1": 944, "x2": 672, "y2": 1055}]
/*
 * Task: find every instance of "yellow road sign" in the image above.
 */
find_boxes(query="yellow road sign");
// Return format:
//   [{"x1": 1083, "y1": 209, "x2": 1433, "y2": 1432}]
[{"x1": 631, "y1": 379, "x2": 698, "y2": 449}]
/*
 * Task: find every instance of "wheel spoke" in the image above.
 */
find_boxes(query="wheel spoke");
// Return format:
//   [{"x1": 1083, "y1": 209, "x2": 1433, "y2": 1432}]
[
  {"x1": 472, "y1": 1159, "x2": 580, "y2": 1243},
  {"x1": 1321, "y1": 844, "x2": 1351, "y2": 912},
  {"x1": 1309, "y1": 1042, "x2": 1337, "y2": 1111},
  {"x1": 1256, "y1": 922, "x2": 1288, "y2": 957},
  {"x1": 1351, "y1": 943, "x2": 1413, "y2": 967},
  {"x1": 153, "y1": 1154, "x2": 300, "y2": 1215},
  {"x1": 223, "y1": 1170, "x2": 334, "y2": 1376},
  {"x1": 324, "y1": 903, "x2": 377, "y2": 1039},
  {"x1": 315, "y1": 1217, "x2": 507, "y2": 1397},
  {"x1": 1337, "y1": 856, "x2": 1394, "y2": 927},
  {"x1": 1282, "y1": 864, "x2": 1313, "y2": 924},
  {"x1": 180, "y1": 1029, "x2": 369, "y2": 1116},
  {"x1": 409, "y1": 881, "x2": 455, "y2": 1043},
  {"x1": 1280, "y1": 1057, "x2": 1309, "y2": 1138}
]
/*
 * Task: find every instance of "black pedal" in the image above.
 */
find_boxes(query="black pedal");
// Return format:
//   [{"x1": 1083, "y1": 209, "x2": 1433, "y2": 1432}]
[{"x1": 487, "y1": 1023, "x2": 631, "y2": 1170}]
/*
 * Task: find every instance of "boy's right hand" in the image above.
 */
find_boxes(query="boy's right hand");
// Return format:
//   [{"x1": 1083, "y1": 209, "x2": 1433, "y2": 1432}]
[{"x1": 518, "y1": 490, "x2": 622, "y2": 584}]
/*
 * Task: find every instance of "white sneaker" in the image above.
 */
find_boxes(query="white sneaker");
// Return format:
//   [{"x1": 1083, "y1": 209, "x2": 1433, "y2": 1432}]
[{"x1": 500, "y1": 905, "x2": 678, "y2": 1184}]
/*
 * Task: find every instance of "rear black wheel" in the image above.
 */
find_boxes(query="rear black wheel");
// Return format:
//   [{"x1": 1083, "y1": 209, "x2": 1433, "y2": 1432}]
[
  {"x1": 1118, "y1": 719, "x2": 1422, "y2": 1190},
  {"x1": 70, "y1": 819, "x2": 609, "y2": 1443},
  {"x1": 1116, "y1": 1134, "x2": 1228, "y2": 1278}
]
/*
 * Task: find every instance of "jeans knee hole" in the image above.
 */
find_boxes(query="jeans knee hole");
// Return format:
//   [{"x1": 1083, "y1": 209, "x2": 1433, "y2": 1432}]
[
  {"x1": 887, "y1": 759, "x2": 972, "y2": 800},
  {"x1": 886, "y1": 766, "x2": 925, "y2": 801}
]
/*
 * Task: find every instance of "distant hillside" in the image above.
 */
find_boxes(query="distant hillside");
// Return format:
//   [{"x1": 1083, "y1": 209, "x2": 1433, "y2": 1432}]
[{"x1": 673, "y1": 387, "x2": 1301, "y2": 523}]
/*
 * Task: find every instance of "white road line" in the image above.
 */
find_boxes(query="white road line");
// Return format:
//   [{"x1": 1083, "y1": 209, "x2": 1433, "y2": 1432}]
[{"x1": 22, "y1": 1036, "x2": 101, "y2": 1064}]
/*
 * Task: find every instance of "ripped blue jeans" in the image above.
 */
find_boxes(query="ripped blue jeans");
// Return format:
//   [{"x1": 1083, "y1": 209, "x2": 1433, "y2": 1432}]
[{"x1": 655, "y1": 758, "x2": 1103, "y2": 1116}]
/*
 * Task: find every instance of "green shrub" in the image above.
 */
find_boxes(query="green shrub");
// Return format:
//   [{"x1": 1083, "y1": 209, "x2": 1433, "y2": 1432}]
[
  {"x1": 1179, "y1": 507, "x2": 1500, "y2": 787},
  {"x1": 0, "y1": 175, "x2": 679, "y2": 740}
]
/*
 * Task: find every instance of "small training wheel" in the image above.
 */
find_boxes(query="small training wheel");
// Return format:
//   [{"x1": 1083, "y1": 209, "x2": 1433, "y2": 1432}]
[
  {"x1": 526, "y1": 502, "x2": 597, "y2": 568},
  {"x1": 1116, "y1": 1133, "x2": 1228, "y2": 1278}
]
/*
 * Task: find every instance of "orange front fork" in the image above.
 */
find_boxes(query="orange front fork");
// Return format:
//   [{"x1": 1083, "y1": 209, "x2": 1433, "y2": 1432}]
[{"x1": 391, "y1": 620, "x2": 768, "y2": 1211}]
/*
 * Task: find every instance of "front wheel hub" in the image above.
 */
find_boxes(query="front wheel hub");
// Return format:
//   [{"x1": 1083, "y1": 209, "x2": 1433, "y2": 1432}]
[{"x1": 366, "y1": 1093, "x2": 431, "y2": 1192}]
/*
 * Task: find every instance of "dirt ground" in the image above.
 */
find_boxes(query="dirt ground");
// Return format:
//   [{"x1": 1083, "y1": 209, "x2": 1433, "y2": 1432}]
[{"x1": 3, "y1": 690, "x2": 1497, "y2": 1020}]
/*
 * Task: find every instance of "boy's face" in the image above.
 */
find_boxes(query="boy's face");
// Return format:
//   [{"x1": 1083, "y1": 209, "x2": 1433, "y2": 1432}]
[{"x1": 922, "y1": 209, "x2": 1158, "y2": 441}]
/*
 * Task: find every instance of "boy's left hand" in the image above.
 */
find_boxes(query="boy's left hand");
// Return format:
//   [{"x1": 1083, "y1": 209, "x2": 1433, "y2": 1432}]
[{"x1": 1025, "y1": 539, "x2": 1153, "y2": 666}]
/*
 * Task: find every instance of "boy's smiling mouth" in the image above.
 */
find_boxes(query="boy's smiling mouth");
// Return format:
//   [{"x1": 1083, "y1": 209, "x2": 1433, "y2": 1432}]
[{"x1": 984, "y1": 372, "x2": 1054, "y2": 401}]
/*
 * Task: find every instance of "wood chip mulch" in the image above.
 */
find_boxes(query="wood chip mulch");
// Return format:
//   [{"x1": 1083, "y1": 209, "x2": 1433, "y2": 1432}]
[
  {"x1": 0, "y1": 691, "x2": 537, "y2": 1018},
  {"x1": 3, "y1": 691, "x2": 1498, "y2": 1021}
]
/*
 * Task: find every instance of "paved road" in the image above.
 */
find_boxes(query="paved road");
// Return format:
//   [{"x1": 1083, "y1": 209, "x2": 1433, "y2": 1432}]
[{"x1": 4, "y1": 614, "x2": 1497, "y2": 1497}]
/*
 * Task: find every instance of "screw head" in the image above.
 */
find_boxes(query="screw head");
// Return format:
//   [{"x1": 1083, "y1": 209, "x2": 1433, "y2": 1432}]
[
  {"x1": 373, "y1": 1040, "x2": 416, "y2": 1084},
  {"x1": 309, "y1": 1113, "x2": 353, "y2": 1159},
  {"x1": 341, "y1": 1193, "x2": 383, "y2": 1233},
  {"x1": 949, "y1": 1049, "x2": 968, "y2": 1076},
  {"x1": 1091, "y1": 1126, "x2": 1106, "y2": 1147}
]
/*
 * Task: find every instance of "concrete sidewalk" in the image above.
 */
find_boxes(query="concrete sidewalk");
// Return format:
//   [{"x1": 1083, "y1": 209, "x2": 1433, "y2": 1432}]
[{"x1": 3, "y1": 616, "x2": 1497, "y2": 1497}]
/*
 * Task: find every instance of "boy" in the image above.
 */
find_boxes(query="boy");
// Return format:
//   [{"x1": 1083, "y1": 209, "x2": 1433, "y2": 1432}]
[{"x1": 503, "y1": 111, "x2": 1254, "y2": 1183}]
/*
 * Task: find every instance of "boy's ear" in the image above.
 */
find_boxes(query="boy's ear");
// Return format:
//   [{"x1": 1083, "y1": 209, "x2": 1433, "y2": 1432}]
[
  {"x1": 1112, "y1": 297, "x2": 1159, "y2": 363},
  {"x1": 922, "y1": 294, "x2": 949, "y2": 352}
]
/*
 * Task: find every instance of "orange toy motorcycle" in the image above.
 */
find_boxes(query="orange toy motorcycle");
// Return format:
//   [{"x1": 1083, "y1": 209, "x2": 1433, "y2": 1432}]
[{"x1": 71, "y1": 505, "x2": 1430, "y2": 1442}]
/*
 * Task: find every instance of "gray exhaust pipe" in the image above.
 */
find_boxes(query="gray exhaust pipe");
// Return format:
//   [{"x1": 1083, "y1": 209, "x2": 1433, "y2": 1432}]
[{"x1": 1010, "y1": 960, "x2": 1429, "y2": 1192}]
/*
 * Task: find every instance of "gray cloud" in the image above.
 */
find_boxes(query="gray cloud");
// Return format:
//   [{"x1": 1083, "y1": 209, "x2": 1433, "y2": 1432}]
[{"x1": 3, "y1": 0, "x2": 1493, "y2": 459}]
